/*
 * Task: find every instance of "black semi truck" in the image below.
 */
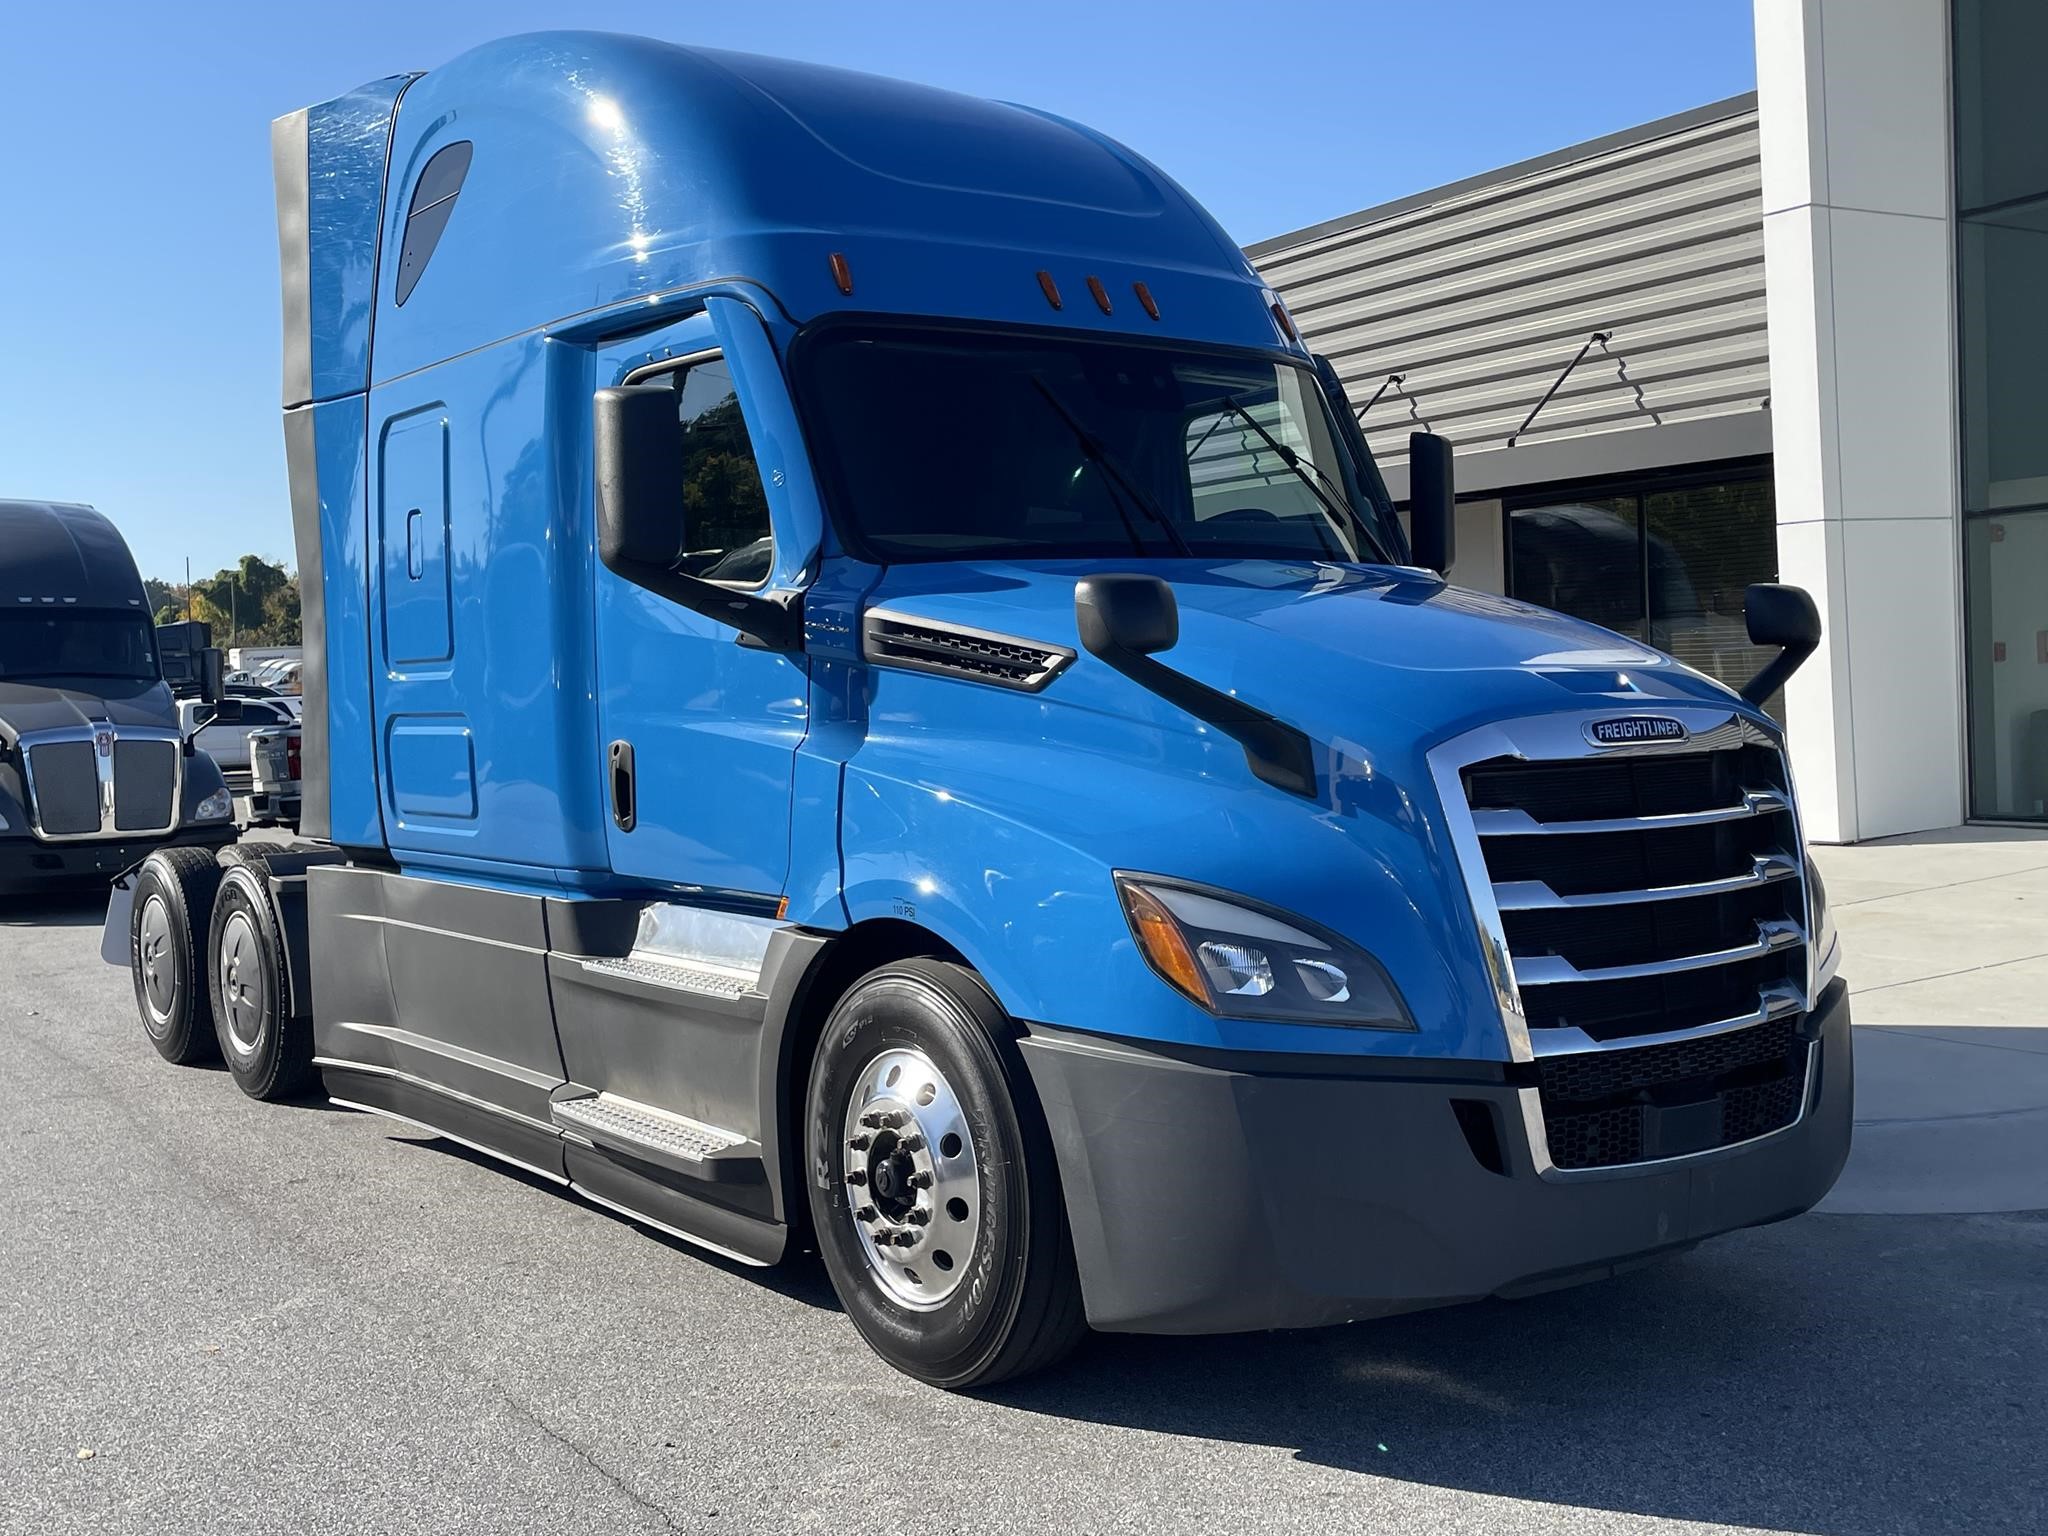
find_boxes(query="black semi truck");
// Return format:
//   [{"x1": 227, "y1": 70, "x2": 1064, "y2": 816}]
[{"x1": 0, "y1": 500, "x2": 238, "y2": 893}]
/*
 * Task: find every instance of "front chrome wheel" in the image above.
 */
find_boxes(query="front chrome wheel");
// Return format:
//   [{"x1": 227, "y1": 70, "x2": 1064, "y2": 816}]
[{"x1": 840, "y1": 1046, "x2": 981, "y2": 1310}]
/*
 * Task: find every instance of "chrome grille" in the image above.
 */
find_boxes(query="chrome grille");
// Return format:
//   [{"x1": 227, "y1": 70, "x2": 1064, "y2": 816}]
[
  {"x1": 1429, "y1": 708, "x2": 1818, "y2": 1175},
  {"x1": 19, "y1": 724, "x2": 182, "y2": 841},
  {"x1": 1462, "y1": 739, "x2": 1807, "y2": 1047}
]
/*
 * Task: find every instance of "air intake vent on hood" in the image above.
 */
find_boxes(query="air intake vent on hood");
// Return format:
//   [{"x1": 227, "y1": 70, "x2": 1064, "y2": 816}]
[{"x1": 862, "y1": 611, "x2": 1075, "y2": 693}]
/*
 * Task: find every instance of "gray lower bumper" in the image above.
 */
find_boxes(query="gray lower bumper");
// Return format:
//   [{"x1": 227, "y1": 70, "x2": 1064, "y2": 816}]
[
  {"x1": 1020, "y1": 981, "x2": 1853, "y2": 1335},
  {"x1": 0, "y1": 824, "x2": 236, "y2": 895}
]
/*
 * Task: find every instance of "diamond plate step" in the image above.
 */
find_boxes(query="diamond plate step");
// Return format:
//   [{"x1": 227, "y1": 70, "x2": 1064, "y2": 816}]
[
  {"x1": 552, "y1": 1093, "x2": 747, "y2": 1167},
  {"x1": 579, "y1": 954, "x2": 756, "y2": 999}
]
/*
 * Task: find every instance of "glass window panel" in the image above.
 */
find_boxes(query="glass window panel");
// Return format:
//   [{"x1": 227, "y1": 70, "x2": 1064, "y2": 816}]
[
  {"x1": 1954, "y1": 0, "x2": 2048, "y2": 212},
  {"x1": 1645, "y1": 480, "x2": 1779, "y2": 701},
  {"x1": 1959, "y1": 212, "x2": 2048, "y2": 513},
  {"x1": 1507, "y1": 496, "x2": 1643, "y2": 640},
  {"x1": 1966, "y1": 511, "x2": 2048, "y2": 819}
]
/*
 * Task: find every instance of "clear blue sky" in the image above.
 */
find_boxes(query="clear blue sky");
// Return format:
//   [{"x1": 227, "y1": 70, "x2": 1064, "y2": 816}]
[{"x1": 0, "y1": 1, "x2": 1755, "y2": 583}]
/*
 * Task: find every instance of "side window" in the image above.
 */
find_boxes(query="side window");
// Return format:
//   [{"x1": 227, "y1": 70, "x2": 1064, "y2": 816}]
[
  {"x1": 394, "y1": 141, "x2": 473, "y2": 306},
  {"x1": 662, "y1": 354, "x2": 773, "y2": 586}
]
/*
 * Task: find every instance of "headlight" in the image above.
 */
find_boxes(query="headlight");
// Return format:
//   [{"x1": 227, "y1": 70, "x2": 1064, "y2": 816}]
[
  {"x1": 195, "y1": 787, "x2": 234, "y2": 822},
  {"x1": 1115, "y1": 873, "x2": 1413, "y2": 1029},
  {"x1": 1809, "y1": 861, "x2": 1840, "y2": 992}
]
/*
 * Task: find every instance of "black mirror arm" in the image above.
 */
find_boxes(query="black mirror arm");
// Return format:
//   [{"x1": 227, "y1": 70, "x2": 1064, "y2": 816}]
[
  {"x1": 1738, "y1": 582, "x2": 1822, "y2": 711},
  {"x1": 1739, "y1": 635, "x2": 1818, "y2": 709},
  {"x1": 601, "y1": 551, "x2": 804, "y2": 651},
  {"x1": 1084, "y1": 637, "x2": 1317, "y2": 798}
]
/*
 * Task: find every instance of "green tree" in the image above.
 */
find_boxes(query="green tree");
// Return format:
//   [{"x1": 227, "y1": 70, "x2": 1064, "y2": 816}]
[{"x1": 185, "y1": 556, "x2": 301, "y2": 646}]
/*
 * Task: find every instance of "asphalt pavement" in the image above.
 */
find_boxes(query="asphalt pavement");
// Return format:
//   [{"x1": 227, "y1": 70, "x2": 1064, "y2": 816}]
[{"x1": 2, "y1": 886, "x2": 2043, "y2": 1536}]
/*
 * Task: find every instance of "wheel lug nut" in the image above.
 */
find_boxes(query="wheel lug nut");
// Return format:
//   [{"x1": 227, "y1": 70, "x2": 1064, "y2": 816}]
[
  {"x1": 899, "y1": 1134, "x2": 925, "y2": 1153},
  {"x1": 848, "y1": 1134, "x2": 871, "y2": 1152},
  {"x1": 909, "y1": 1171, "x2": 932, "y2": 1190},
  {"x1": 855, "y1": 1205, "x2": 877, "y2": 1222},
  {"x1": 860, "y1": 1112, "x2": 884, "y2": 1129},
  {"x1": 844, "y1": 1169, "x2": 867, "y2": 1186},
  {"x1": 907, "y1": 1208, "x2": 930, "y2": 1226}
]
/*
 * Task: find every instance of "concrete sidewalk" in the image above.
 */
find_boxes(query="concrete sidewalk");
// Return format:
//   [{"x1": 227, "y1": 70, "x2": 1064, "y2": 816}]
[{"x1": 1810, "y1": 826, "x2": 2048, "y2": 1216}]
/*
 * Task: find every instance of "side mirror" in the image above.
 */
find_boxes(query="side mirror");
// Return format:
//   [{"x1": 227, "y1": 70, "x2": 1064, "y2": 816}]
[
  {"x1": 1739, "y1": 583, "x2": 1822, "y2": 710},
  {"x1": 593, "y1": 386, "x2": 802, "y2": 650},
  {"x1": 1408, "y1": 432, "x2": 1455, "y2": 577},
  {"x1": 1074, "y1": 572, "x2": 1178, "y2": 656},
  {"x1": 595, "y1": 385, "x2": 688, "y2": 570},
  {"x1": 198, "y1": 647, "x2": 227, "y2": 705},
  {"x1": 1074, "y1": 575, "x2": 1317, "y2": 798}
]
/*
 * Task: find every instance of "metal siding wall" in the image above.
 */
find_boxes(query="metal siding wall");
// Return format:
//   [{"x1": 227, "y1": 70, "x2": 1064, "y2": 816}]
[{"x1": 1253, "y1": 105, "x2": 1767, "y2": 477}]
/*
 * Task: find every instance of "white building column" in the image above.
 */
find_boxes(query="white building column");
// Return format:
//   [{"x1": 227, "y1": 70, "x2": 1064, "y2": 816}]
[{"x1": 1755, "y1": 0, "x2": 1965, "y2": 842}]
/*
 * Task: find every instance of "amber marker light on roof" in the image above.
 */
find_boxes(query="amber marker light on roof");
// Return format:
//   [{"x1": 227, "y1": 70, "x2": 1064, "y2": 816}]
[
  {"x1": 1086, "y1": 275, "x2": 1113, "y2": 314},
  {"x1": 828, "y1": 252, "x2": 855, "y2": 295},
  {"x1": 1132, "y1": 281, "x2": 1160, "y2": 321},
  {"x1": 1037, "y1": 269, "x2": 1063, "y2": 310}
]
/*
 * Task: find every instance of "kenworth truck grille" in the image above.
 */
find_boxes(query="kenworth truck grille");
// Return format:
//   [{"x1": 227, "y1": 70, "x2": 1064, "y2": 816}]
[
  {"x1": 1437, "y1": 714, "x2": 1814, "y2": 1173},
  {"x1": 19, "y1": 725, "x2": 181, "y2": 841}
]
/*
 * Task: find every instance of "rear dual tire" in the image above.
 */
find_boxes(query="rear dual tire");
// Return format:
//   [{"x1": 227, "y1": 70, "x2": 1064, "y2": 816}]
[
  {"x1": 804, "y1": 959, "x2": 1087, "y2": 1389},
  {"x1": 128, "y1": 847, "x2": 315, "y2": 1101}
]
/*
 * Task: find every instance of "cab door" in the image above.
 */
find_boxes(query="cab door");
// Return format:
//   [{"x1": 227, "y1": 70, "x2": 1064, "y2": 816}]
[{"x1": 593, "y1": 302, "x2": 809, "y2": 899}]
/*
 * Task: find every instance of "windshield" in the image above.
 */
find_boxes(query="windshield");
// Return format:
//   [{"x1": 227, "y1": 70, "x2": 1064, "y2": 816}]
[
  {"x1": 0, "y1": 610, "x2": 159, "y2": 683},
  {"x1": 797, "y1": 328, "x2": 1401, "y2": 564}
]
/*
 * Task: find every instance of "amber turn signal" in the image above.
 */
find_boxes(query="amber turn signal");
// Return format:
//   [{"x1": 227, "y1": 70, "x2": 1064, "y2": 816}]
[{"x1": 1120, "y1": 881, "x2": 1207, "y2": 1006}]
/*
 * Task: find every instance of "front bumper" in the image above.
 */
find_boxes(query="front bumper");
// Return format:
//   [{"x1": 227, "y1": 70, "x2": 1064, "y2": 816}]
[
  {"x1": 0, "y1": 823, "x2": 236, "y2": 894},
  {"x1": 1020, "y1": 979, "x2": 1853, "y2": 1335}
]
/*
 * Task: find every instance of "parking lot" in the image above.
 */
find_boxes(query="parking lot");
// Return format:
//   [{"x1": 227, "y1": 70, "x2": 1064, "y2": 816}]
[{"x1": 3, "y1": 831, "x2": 2045, "y2": 1536}]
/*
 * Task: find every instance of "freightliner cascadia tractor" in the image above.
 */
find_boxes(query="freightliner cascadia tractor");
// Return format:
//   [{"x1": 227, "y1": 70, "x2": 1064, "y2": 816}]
[
  {"x1": 109, "y1": 33, "x2": 1849, "y2": 1387},
  {"x1": 1, "y1": 500, "x2": 239, "y2": 894}
]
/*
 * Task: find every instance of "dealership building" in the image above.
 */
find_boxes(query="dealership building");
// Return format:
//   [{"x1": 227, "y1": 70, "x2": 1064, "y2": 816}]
[{"x1": 1250, "y1": 0, "x2": 2042, "y2": 844}]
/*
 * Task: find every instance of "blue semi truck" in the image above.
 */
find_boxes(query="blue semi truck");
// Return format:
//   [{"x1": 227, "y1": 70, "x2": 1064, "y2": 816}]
[{"x1": 110, "y1": 33, "x2": 1850, "y2": 1387}]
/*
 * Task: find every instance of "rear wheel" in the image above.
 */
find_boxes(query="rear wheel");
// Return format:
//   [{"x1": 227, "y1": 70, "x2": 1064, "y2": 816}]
[
  {"x1": 804, "y1": 958, "x2": 1086, "y2": 1389},
  {"x1": 130, "y1": 846, "x2": 223, "y2": 1066},
  {"x1": 208, "y1": 861, "x2": 316, "y2": 1101}
]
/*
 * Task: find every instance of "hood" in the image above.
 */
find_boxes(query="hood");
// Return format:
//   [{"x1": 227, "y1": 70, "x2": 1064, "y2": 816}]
[
  {"x1": 0, "y1": 678, "x2": 179, "y2": 743},
  {"x1": 861, "y1": 558, "x2": 1754, "y2": 755}
]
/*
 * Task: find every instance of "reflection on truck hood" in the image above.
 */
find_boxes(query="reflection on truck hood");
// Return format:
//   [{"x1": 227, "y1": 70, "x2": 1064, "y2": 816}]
[
  {"x1": 864, "y1": 558, "x2": 1748, "y2": 751},
  {"x1": 0, "y1": 679, "x2": 178, "y2": 742}
]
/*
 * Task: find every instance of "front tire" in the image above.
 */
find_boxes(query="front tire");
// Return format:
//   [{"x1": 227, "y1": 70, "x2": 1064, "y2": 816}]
[
  {"x1": 804, "y1": 959, "x2": 1086, "y2": 1389},
  {"x1": 208, "y1": 861, "x2": 316, "y2": 1101},
  {"x1": 130, "y1": 846, "x2": 223, "y2": 1065}
]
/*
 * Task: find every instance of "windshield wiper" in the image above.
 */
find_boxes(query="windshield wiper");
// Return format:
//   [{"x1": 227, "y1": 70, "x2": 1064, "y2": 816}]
[
  {"x1": 1217, "y1": 394, "x2": 1390, "y2": 563},
  {"x1": 1032, "y1": 379, "x2": 1194, "y2": 558}
]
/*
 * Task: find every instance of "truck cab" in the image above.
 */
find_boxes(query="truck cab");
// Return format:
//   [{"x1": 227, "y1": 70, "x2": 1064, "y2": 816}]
[
  {"x1": 115, "y1": 34, "x2": 1849, "y2": 1388},
  {"x1": 0, "y1": 501, "x2": 237, "y2": 893}
]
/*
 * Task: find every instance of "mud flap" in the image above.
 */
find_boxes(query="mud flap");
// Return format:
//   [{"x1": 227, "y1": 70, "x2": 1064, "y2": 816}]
[{"x1": 100, "y1": 872, "x2": 135, "y2": 966}]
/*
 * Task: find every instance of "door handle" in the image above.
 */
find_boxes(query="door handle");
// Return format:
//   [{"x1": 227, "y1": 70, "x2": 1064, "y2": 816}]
[{"x1": 608, "y1": 740, "x2": 636, "y2": 832}]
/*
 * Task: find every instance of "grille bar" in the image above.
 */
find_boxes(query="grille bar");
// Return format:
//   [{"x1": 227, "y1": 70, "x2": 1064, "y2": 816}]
[
  {"x1": 1494, "y1": 852, "x2": 1800, "y2": 911},
  {"x1": 1529, "y1": 981, "x2": 1805, "y2": 1057},
  {"x1": 1514, "y1": 917, "x2": 1804, "y2": 986},
  {"x1": 1471, "y1": 787, "x2": 1789, "y2": 837}
]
